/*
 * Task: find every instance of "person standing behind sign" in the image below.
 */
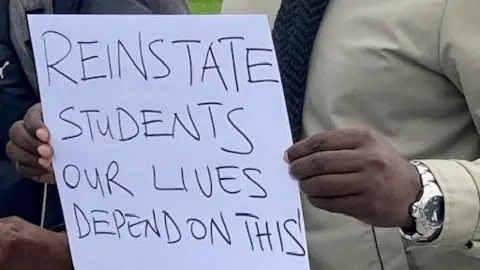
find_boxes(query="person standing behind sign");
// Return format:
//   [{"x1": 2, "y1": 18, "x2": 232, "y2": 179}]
[
  {"x1": 219, "y1": 1, "x2": 480, "y2": 269},
  {"x1": 1, "y1": 0, "x2": 189, "y2": 269},
  {"x1": 279, "y1": 0, "x2": 480, "y2": 270},
  {"x1": 8, "y1": 0, "x2": 480, "y2": 270}
]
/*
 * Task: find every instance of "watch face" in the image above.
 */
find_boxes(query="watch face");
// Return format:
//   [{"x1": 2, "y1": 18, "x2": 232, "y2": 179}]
[{"x1": 423, "y1": 196, "x2": 445, "y2": 227}]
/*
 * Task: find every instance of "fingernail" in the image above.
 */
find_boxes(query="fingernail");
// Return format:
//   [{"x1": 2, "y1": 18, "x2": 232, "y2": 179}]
[
  {"x1": 38, "y1": 158, "x2": 51, "y2": 169},
  {"x1": 37, "y1": 144, "x2": 52, "y2": 158},
  {"x1": 283, "y1": 152, "x2": 290, "y2": 164},
  {"x1": 36, "y1": 128, "x2": 49, "y2": 142}
]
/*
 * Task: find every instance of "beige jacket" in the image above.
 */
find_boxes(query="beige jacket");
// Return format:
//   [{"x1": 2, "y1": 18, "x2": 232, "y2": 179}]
[
  {"x1": 221, "y1": 0, "x2": 280, "y2": 27},
  {"x1": 222, "y1": 0, "x2": 480, "y2": 269}
]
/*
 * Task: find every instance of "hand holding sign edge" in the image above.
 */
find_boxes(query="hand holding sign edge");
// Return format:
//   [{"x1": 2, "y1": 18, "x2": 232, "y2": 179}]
[
  {"x1": 6, "y1": 103, "x2": 55, "y2": 184},
  {"x1": 285, "y1": 129, "x2": 422, "y2": 228}
]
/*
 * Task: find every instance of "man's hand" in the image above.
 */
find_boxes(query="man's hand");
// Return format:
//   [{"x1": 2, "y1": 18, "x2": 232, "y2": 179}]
[
  {"x1": 285, "y1": 129, "x2": 421, "y2": 228},
  {"x1": 6, "y1": 103, "x2": 55, "y2": 184},
  {"x1": 0, "y1": 217, "x2": 72, "y2": 270}
]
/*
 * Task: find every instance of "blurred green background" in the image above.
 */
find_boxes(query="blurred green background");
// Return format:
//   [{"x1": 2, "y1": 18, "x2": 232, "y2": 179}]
[{"x1": 188, "y1": 0, "x2": 222, "y2": 14}]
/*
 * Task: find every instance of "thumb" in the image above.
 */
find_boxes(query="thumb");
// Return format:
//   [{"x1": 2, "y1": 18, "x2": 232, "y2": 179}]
[{"x1": 24, "y1": 103, "x2": 49, "y2": 143}]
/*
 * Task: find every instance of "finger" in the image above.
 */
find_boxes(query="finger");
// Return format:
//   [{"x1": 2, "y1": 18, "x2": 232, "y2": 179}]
[
  {"x1": 15, "y1": 163, "x2": 48, "y2": 179},
  {"x1": 286, "y1": 129, "x2": 368, "y2": 162},
  {"x1": 39, "y1": 173, "x2": 56, "y2": 185},
  {"x1": 8, "y1": 121, "x2": 42, "y2": 155},
  {"x1": 300, "y1": 173, "x2": 366, "y2": 198},
  {"x1": 37, "y1": 144, "x2": 54, "y2": 160},
  {"x1": 289, "y1": 150, "x2": 364, "y2": 180},
  {"x1": 38, "y1": 158, "x2": 52, "y2": 170},
  {"x1": 5, "y1": 142, "x2": 42, "y2": 168},
  {"x1": 23, "y1": 103, "x2": 48, "y2": 141},
  {"x1": 308, "y1": 195, "x2": 365, "y2": 217},
  {"x1": 36, "y1": 128, "x2": 50, "y2": 143}
]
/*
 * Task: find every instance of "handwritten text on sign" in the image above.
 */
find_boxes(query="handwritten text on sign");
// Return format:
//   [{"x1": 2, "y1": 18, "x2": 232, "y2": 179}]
[{"x1": 28, "y1": 15, "x2": 309, "y2": 270}]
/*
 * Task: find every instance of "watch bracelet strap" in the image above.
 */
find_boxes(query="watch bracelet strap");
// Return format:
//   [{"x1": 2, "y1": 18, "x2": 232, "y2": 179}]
[
  {"x1": 401, "y1": 160, "x2": 443, "y2": 242},
  {"x1": 401, "y1": 179, "x2": 424, "y2": 234},
  {"x1": 411, "y1": 160, "x2": 436, "y2": 186}
]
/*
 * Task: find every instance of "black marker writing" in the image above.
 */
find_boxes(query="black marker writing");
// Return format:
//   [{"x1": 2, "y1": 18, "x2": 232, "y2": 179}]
[
  {"x1": 221, "y1": 107, "x2": 254, "y2": 155},
  {"x1": 152, "y1": 164, "x2": 266, "y2": 199},
  {"x1": 41, "y1": 31, "x2": 279, "y2": 90},
  {"x1": 113, "y1": 210, "x2": 160, "y2": 239},
  {"x1": 172, "y1": 39, "x2": 201, "y2": 87},
  {"x1": 42, "y1": 31, "x2": 77, "y2": 85},
  {"x1": 117, "y1": 108, "x2": 140, "y2": 142},
  {"x1": 246, "y1": 48, "x2": 280, "y2": 84},
  {"x1": 59, "y1": 107, "x2": 83, "y2": 140},
  {"x1": 218, "y1": 36, "x2": 245, "y2": 92},
  {"x1": 235, "y1": 210, "x2": 306, "y2": 257},
  {"x1": 73, "y1": 205, "x2": 233, "y2": 246},
  {"x1": 117, "y1": 32, "x2": 148, "y2": 80},
  {"x1": 79, "y1": 110, "x2": 101, "y2": 141},
  {"x1": 148, "y1": 39, "x2": 171, "y2": 79},
  {"x1": 51, "y1": 27, "x2": 304, "y2": 261},
  {"x1": 202, "y1": 42, "x2": 228, "y2": 91},
  {"x1": 62, "y1": 161, "x2": 134, "y2": 198},
  {"x1": 163, "y1": 211, "x2": 182, "y2": 244},
  {"x1": 78, "y1": 41, "x2": 107, "y2": 82},
  {"x1": 197, "y1": 101, "x2": 222, "y2": 138},
  {"x1": 57, "y1": 104, "x2": 254, "y2": 155}
]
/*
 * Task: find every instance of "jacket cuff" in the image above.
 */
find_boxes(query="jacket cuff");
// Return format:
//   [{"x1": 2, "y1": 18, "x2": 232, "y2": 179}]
[
  {"x1": 48, "y1": 222, "x2": 66, "y2": 232},
  {"x1": 412, "y1": 160, "x2": 480, "y2": 253}
]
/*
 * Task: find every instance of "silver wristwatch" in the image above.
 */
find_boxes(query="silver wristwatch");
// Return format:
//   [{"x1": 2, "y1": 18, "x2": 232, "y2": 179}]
[{"x1": 400, "y1": 160, "x2": 445, "y2": 242}]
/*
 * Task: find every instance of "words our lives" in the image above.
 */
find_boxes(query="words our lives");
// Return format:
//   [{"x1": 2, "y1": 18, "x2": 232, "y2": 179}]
[{"x1": 30, "y1": 15, "x2": 308, "y2": 270}]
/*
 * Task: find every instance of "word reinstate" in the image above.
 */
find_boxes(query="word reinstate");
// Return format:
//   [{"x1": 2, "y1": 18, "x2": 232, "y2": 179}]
[{"x1": 29, "y1": 15, "x2": 309, "y2": 270}]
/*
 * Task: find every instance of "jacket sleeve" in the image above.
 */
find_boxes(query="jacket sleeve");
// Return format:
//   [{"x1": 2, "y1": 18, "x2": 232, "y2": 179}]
[
  {"x1": 0, "y1": 45, "x2": 37, "y2": 160},
  {"x1": 414, "y1": 0, "x2": 480, "y2": 258},
  {"x1": 0, "y1": 2, "x2": 37, "y2": 187}
]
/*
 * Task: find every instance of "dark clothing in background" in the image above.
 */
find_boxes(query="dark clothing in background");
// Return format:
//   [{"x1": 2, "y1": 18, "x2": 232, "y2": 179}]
[
  {"x1": 0, "y1": 0, "x2": 42, "y2": 225},
  {"x1": 272, "y1": 0, "x2": 330, "y2": 143},
  {"x1": 0, "y1": 0, "x2": 189, "y2": 229}
]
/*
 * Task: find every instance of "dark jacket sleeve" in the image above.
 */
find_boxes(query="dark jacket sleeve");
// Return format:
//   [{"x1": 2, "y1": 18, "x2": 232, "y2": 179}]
[
  {"x1": 0, "y1": 0, "x2": 43, "y2": 223},
  {"x1": 0, "y1": 2, "x2": 37, "y2": 162},
  {"x1": 1, "y1": 0, "x2": 190, "y2": 230}
]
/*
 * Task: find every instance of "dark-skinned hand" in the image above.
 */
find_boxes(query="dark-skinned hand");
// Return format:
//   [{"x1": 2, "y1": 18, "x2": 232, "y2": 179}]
[
  {"x1": 0, "y1": 217, "x2": 72, "y2": 270},
  {"x1": 6, "y1": 103, "x2": 55, "y2": 184},
  {"x1": 285, "y1": 129, "x2": 421, "y2": 228}
]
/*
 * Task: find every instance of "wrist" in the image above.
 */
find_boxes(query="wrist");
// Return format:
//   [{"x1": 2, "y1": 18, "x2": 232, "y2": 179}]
[
  {"x1": 400, "y1": 162, "x2": 423, "y2": 228},
  {"x1": 46, "y1": 232, "x2": 73, "y2": 270}
]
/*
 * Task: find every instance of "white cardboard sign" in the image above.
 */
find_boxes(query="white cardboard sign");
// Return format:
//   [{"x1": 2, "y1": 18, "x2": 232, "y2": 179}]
[{"x1": 28, "y1": 14, "x2": 309, "y2": 270}]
